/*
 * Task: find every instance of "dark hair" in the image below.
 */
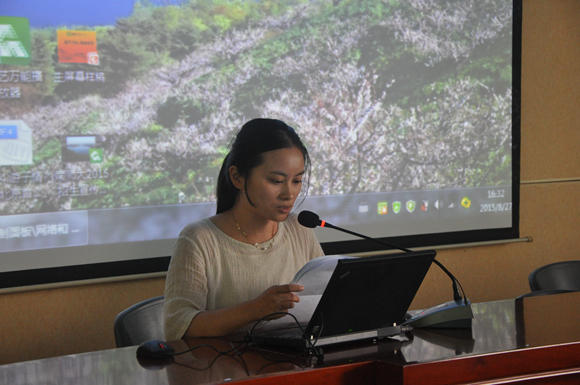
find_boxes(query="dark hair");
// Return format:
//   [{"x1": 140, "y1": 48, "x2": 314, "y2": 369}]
[{"x1": 216, "y1": 118, "x2": 311, "y2": 214}]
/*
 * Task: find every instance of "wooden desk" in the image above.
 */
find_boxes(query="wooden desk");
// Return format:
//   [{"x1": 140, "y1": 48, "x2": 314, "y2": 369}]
[{"x1": 2, "y1": 292, "x2": 580, "y2": 385}]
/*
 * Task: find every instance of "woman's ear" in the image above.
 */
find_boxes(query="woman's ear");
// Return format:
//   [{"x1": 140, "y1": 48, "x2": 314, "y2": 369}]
[{"x1": 229, "y1": 166, "x2": 244, "y2": 190}]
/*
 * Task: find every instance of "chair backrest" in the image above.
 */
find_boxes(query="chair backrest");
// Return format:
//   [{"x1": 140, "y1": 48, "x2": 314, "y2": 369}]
[
  {"x1": 516, "y1": 289, "x2": 575, "y2": 299},
  {"x1": 114, "y1": 296, "x2": 165, "y2": 348},
  {"x1": 529, "y1": 261, "x2": 580, "y2": 292}
]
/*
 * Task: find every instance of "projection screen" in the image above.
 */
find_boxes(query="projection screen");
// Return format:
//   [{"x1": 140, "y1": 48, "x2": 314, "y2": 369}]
[{"x1": 0, "y1": 0, "x2": 521, "y2": 289}]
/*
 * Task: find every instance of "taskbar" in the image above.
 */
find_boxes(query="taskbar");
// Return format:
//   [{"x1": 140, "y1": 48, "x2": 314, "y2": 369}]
[{"x1": 0, "y1": 185, "x2": 511, "y2": 253}]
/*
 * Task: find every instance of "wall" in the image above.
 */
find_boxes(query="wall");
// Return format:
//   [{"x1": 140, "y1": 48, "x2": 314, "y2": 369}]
[{"x1": 1, "y1": 0, "x2": 579, "y2": 366}]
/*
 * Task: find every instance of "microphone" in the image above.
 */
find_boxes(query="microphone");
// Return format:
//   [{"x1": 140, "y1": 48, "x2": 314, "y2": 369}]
[
  {"x1": 299, "y1": 210, "x2": 412, "y2": 252},
  {"x1": 298, "y1": 210, "x2": 467, "y2": 305}
]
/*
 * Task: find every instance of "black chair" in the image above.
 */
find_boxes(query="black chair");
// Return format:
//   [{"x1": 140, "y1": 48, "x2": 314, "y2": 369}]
[
  {"x1": 516, "y1": 289, "x2": 575, "y2": 299},
  {"x1": 114, "y1": 296, "x2": 165, "y2": 348},
  {"x1": 529, "y1": 260, "x2": 580, "y2": 292}
]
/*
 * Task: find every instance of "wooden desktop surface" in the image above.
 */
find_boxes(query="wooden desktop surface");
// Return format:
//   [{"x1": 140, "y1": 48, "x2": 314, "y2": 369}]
[{"x1": 2, "y1": 292, "x2": 580, "y2": 385}]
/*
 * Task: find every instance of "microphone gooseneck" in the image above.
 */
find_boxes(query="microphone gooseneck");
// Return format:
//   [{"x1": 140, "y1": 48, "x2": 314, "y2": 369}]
[
  {"x1": 298, "y1": 210, "x2": 411, "y2": 253},
  {"x1": 298, "y1": 210, "x2": 468, "y2": 305}
]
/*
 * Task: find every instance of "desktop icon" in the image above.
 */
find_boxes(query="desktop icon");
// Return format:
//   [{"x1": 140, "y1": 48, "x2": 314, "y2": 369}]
[
  {"x1": 0, "y1": 17, "x2": 31, "y2": 66},
  {"x1": 62, "y1": 135, "x2": 105, "y2": 163},
  {"x1": 461, "y1": 197, "x2": 471, "y2": 209},
  {"x1": 393, "y1": 201, "x2": 401, "y2": 214},
  {"x1": 57, "y1": 30, "x2": 99, "y2": 64},
  {"x1": 358, "y1": 203, "x2": 369, "y2": 213},
  {"x1": 406, "y1": 200, "x2": 416, "y2": 213},
  {"x1": 377, "y1": 201, "x2": 388, "y2": 215},
  {"x1": 0, "y1": 120, "x2": 33, "y2": 165},
  {"x1": 89, "y1": 148, "x2": 103, "y2": 164}
]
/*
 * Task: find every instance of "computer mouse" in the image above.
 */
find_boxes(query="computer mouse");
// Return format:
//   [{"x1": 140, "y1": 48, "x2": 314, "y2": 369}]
[{"x1": 136, "y1": 340, "x2": 175, "y2": 359}]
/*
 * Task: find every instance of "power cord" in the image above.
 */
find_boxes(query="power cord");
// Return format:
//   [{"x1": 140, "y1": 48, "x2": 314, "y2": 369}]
[
  {"x1": 157, "y1": 311, "x2": 325, "y2": 363},
  {"x1": 245, "y1": 311, "x2": 325, "y2": 362}
]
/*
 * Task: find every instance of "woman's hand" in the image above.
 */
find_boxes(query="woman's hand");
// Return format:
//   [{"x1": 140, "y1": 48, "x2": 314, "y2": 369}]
[
  {"x1": 252, "y1": 284, "x2": 304, "y2": 320},
  {"x1": 184, "y1": 284, "x2": 304, "y2": 338}
]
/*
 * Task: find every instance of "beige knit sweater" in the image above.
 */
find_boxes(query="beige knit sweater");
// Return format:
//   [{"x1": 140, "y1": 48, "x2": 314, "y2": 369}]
[{"x1": 163, "y1": 213, "x2": 324, "y2": 340}]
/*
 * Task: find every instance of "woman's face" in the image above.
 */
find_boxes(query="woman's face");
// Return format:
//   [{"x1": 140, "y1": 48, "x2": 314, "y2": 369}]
[{"x1": 234, "y1": 146, "x2": 305, "y2": 222}]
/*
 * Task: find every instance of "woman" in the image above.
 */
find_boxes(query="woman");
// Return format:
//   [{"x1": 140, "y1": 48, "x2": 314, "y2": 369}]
[{"x1": 164, "y1": 118, "x2": 324, "y2": 340}]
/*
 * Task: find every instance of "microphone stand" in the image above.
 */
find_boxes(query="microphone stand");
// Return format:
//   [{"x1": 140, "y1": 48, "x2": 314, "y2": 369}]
[
  {"x1": 304, "y1": 212, "x2": 473, "y2": 329},
  {"x1": 322, "y1": 222, "x2": 466, "y2": 303}
]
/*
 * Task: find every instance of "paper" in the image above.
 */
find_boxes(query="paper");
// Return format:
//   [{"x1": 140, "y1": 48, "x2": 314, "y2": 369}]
[{"x1": 254, "y1": 254, "x2": 355, "y2": 331}]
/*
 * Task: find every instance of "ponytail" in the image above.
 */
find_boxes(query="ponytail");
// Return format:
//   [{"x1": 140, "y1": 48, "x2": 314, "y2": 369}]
[{"x1": 216, "y1": 154, "x2": 240, "y2": 214}]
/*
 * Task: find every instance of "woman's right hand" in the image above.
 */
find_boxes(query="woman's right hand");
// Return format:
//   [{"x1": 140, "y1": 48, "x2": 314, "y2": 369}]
[
  {"x1": 252, "y1": 284, "x2": 304, "y2": 320},
  {"x1": 183, "y1": 284, "x2": 305, "y2": 338}
]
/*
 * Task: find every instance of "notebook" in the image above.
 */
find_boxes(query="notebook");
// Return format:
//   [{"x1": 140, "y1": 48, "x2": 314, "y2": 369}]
[{"x1": 252, "y1": 249, "x2": 436, "y2": 349}]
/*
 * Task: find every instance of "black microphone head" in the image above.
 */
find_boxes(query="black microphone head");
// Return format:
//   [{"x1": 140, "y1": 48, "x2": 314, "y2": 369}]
[{"x1": 298, "y1": 210, "x2": 321, "y2": 228}]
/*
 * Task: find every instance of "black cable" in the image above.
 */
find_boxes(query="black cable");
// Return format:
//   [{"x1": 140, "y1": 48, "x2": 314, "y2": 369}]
[
  {"x1": 245, "y1": 311, "x2": 325, "y2": 362},
  {"x1": 167, "y1": 311, "x2": 325, "y2": 364}
]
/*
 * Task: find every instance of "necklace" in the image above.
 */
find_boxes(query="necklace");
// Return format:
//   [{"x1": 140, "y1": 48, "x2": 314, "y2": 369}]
[{"x1": 232, "y1": 212, "x2": 277, "y2": 251}]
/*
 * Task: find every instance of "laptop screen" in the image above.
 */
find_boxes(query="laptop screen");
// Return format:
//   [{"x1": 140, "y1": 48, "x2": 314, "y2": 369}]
[{"x1": 305, "y1": 250, "x2": 436, "y2": 338}]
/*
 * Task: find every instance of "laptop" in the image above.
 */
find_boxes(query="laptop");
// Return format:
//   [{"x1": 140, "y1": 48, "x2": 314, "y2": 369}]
[{"x1": 252, "y1": 249, "x2": 436, "y2": 349}]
